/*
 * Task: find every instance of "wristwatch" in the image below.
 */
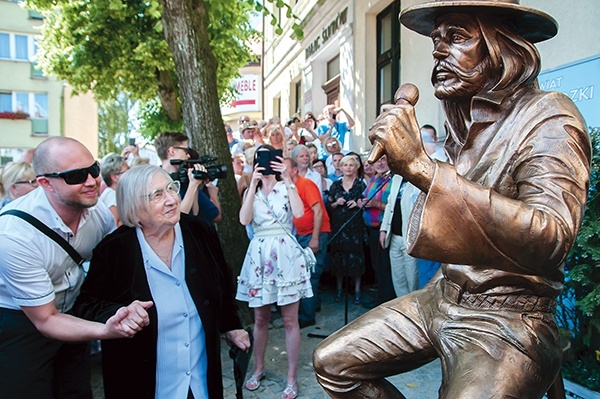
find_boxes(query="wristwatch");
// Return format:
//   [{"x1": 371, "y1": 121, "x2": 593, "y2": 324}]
[{"x1": 287, "y1": 183, "x2": 297, "y2": 190}]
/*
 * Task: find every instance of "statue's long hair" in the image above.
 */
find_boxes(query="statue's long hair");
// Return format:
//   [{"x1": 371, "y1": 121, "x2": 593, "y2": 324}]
[{"x1": 443, "y1": 16, "x2": 542, "y2": 145}]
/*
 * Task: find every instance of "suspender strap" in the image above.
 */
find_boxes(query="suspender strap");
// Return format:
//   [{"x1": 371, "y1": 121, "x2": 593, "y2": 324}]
[{"x1": 0, "y1": 209, "x2": 85, "y2": 266}]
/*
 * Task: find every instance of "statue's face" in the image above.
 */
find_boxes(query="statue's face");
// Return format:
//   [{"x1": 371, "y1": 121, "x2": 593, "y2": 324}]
[{"x1": 430, "y1": 13, "x2": 490, "y2": 100}]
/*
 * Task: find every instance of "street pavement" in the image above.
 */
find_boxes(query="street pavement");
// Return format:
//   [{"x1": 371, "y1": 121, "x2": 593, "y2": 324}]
[
  {"x1": 92, "y1": 286, "x2": 443, "y2": 398},
  {"x1": 220, "y1": 286, "x2": 442, "y2": 399}
]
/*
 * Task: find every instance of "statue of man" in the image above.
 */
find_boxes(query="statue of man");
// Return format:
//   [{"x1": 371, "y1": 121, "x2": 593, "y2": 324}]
[{"x1": 313, "y1": 1, "x2": 591, "y2": 398}]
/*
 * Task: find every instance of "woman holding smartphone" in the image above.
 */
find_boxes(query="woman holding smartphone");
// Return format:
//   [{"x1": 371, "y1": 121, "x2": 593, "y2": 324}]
[{"x1": 236, "y1": 145, "x2": 312, "y2": 399}]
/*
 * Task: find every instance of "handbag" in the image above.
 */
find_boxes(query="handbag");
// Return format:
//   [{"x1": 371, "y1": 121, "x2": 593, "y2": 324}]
[{"x1": 259, "y1": 190, "x2": 316, "y2": 271}]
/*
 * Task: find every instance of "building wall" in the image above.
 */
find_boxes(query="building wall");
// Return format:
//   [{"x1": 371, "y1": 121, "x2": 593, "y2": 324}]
[
  {"x1": 0, "y1": 0, "x2": 99, "y2": 161},
  {"x1": 262, "y1": 0, "x2": 600, "y2": 153},
  {"x1": 63, "y1": 87, "x2": 98, "y2": 157}
]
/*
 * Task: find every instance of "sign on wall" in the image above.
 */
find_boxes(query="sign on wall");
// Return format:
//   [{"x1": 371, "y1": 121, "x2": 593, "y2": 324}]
[
  {"x1": 539, "y1": 55, "x2": 600, "y2": 128},
  {"x1": 221, "y1": 74, "x2": 260, "y2": 115}
]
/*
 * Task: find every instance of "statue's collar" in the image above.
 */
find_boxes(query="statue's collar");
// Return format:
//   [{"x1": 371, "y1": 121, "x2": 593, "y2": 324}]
[{"x1": 470, "y1": 87, "x2": 527, "y2": 124}]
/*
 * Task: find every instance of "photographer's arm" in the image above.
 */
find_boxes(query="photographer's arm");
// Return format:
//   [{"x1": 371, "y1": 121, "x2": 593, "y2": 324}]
[
  {"x1": 337, "y1": 107, "x2": 355, "y2": 129},
  {"x1": 180, "y1": 168, "x2": 204, "y2": 214},
  {"x1": 206, "y1": 183, "x2": 222, "y2": 222}
]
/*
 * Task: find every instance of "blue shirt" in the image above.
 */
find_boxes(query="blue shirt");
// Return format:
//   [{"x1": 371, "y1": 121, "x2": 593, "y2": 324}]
[
  {"x1": 179, "y1": 186, "x2": 219, "y2": 224},
  {"x1": 317, "y1": 121, "x2": 350, "y2": 147},
  {"x1": 137, "y1": 224, "x2": 208, "y2": 399}
]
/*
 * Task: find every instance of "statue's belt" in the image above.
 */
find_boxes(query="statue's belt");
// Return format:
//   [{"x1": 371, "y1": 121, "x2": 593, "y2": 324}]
[{"x1": 443, "y1": 280, "x2": 557, "y2": 314}]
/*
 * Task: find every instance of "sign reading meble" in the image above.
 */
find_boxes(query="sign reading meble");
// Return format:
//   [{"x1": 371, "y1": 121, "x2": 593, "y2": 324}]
[{"x1": 305, "y1": 8, "x2": 348, "y2": 59}]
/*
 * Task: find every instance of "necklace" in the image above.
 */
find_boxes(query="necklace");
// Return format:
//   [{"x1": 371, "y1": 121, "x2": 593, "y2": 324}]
[{"x1": 155, "y1": 244, "x2": 174, "y2": 267}]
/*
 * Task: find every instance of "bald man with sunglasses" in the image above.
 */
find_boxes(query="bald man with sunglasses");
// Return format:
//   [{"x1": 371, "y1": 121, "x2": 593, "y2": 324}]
[{"x1": 0, "y1": 137, "x2": 153, "y2": 399}]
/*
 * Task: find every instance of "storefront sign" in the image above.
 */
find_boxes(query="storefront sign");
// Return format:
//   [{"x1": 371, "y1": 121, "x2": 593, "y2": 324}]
[
  {"x1": 221, "y1": 74, "x2": 260, "y2": 115},
  {"x1": 539, "y1": 55, "x2": 600, "y2": 128},
  {"x1": 305, "y1": 8, "x2": 348, "y2": 59}
]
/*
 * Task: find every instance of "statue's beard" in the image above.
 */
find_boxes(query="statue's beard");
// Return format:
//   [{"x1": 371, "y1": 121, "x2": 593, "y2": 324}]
[{"x1": 431, "y1": 57, "x2": 492, "y2": 100}]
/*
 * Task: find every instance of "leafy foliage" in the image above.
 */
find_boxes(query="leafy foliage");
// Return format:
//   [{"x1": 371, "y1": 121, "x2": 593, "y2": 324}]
[
  {"x1": 560, "y1": 126, "x2": 600, "y2": 391},
  {"x1": 24, "y1": 0, "x2": 300, "y2": 139},
  {"x1": 97, "y1": 93, "x2": 135, "y2": 157},
  {"x1": 137, "y1": 98, "x2": 183, "y2": 140},
  {"x1": 25, "y1": 0, "x2": 260, "y2": 106}
]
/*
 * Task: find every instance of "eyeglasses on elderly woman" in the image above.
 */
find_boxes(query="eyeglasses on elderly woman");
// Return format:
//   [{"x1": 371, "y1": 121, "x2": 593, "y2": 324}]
[
  {"x1": 13, "y1": 179, "x2": 38, "y2": 187},
  {"x1": 145, "y1": 180, "x2": 181, "y2": 203}
]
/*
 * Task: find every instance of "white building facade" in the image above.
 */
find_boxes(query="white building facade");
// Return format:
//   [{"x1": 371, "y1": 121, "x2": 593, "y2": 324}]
[{"x1": 262, "y1": 0, "x2": 600, "y2": 154}]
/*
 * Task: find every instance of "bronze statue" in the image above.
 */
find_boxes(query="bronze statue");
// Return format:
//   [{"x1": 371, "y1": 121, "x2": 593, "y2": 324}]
[{"x1": 313, "y1": 1, "x2": 591, "y2": 398}]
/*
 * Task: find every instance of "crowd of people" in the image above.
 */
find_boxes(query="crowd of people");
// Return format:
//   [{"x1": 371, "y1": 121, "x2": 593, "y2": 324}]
[{"x1": 0, "y1": 104, "x2": 441, "y2": 399}]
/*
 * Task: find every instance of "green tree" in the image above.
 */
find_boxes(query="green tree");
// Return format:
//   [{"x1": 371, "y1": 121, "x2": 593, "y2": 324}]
[
  {"x1": 98, "y1": 93, "x2": 135, "y2": 157},
  {"x1": 24, "y1": 0, "x2": 267, "y2": 122},
  {"x1": 560, "y1": 126, "x2": 600, "y2": 391}
]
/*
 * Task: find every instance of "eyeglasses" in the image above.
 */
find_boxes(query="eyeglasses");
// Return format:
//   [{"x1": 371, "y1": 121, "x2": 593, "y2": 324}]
[
  {"x1": 326, "y1": 142, "x2": 339, "y2": 148},
  {"x1": 173, "y1": 146, "x2": 191, "y2": 154},
  {"x1": 38, "y1": 162, "x2": 100, "y2": 185},
  {"x1": 226, "y1": 128, "x2": 233, "y2": 133},
  {"x1": 146, "y1": 181, "x2": 181, "y2": 203},
  {"x1": 13, "y1": 179, "x2": 38, "y2": 187}
]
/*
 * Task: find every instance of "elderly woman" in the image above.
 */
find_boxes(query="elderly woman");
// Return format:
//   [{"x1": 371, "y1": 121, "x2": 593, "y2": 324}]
[
  {"x1": 74, "y1": 165, "x2": 249, "y2": 399},
  {"x1": 99, "y1": 153, "x2": 129, "y2": 224},
  {"x1": 0, "y1": 161, "x2": 38, "y2": 208}
]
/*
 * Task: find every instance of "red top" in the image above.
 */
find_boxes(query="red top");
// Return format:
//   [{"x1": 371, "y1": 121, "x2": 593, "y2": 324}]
[{"x1": 293, "y1": 176, "x2": 331, "y2": 235}]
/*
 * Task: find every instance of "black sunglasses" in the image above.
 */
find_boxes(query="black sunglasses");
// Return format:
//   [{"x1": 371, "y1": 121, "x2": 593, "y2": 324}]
[{"x1": 38, "y1": 162, "x2": 101, "y2": 185}]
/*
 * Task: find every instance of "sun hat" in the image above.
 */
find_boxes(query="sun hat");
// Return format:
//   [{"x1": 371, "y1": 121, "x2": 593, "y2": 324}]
[{"x1": 400, "y1": 0, "x2": 558, "y2": 43}]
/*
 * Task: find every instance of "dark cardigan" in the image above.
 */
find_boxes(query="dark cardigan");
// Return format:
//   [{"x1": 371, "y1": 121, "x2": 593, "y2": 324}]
[{"x1": 74, "y1": 213, "x2": 242, "y2": 399}]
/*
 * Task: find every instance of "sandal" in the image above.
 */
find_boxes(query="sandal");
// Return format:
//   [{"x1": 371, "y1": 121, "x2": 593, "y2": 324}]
[
  {"x1": 335, "y1": 290, "x2": 342, "y2": 302},
  {"x1": 354, "y1": 293, "x2": 361, "y2": 305},
  {"x1": 244, "y1": 370, "x2": 265, "y2": 391},
  {"x1": 281, "y1": 381, "x2": 298, "y2": 399}
]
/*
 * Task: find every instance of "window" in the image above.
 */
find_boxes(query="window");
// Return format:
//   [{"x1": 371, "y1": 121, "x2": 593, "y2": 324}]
[
  {"x1": 0, "y1": 32, "x2": 36, "y2": 61},
  {"x1": 376, "y1": 2, "x2": 401, "y2": 112},
  {"x1": 0, "y1": 93, "x2": 11, "y2": 112},
  {"x1": 33, "y1": 93, "x2": 48, "y2": 118},
  {"x1": 327, "y1": 55, "x2": 340, "y2": 81},
  {"x1": 0, "y1": 33, "x2": 9, "y2": 58},
  {"x1": 16, "y1": 92, "x2": 29, "y2": 113},
  {"x1": 15, "y1": 35, "x2": 28, "y2": 60},
  {"x1": 294, "y1": 80, "x2": 302, "y2": 115},
  {"x1": 1, "y1": 91, "x2": 48, "y2": 118}
]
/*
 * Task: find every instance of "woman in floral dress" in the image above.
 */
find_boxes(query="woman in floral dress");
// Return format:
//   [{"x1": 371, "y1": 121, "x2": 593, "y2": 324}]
[
  {"x1": 327, "y1": 155, "x2": 366, "y2": 304},
  {"x1": 236, "y1": 145, "x2": 311, "y2": 399}
]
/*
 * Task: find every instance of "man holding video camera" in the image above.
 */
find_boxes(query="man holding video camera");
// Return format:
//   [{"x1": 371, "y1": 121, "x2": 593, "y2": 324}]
[{"x1": 154, "y1": 132, "x2": 221, "y2": 224}]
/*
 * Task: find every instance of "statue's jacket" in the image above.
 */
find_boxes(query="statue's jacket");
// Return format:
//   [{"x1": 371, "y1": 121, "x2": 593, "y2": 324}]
[{"x1": 407, "y1": 85, "x2": 591, "y2": 299}]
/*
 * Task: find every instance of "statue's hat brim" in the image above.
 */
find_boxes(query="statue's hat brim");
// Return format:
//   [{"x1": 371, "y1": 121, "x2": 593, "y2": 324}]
[{"x1": 400, "y1": 0, "x2": 558, "y2": 43}]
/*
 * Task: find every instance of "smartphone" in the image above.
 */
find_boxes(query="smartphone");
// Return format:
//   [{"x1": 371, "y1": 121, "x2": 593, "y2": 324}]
[
  {"x1": 256, "y1": 149, "x2": 283, "y2": 175},
  {"x1": 129, "y1": 137, "x2": 136, "y2": 146}
]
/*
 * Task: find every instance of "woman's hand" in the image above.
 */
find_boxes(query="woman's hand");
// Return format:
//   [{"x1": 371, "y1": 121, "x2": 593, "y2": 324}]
[
  {"x1": 335, "y1": 197, "x2": 347, "y2": 207},
  {"x1": 249, "y1": 164, "x2": 265, "y2": 187},
  {"x1": 225, "y1": 329, "x2": 251, "y2": 351},
  {"x1": 379, "y1": 231, "x2": 388, "y2": 248},
  {"x1": 272, "y1": 156, "x2": 289, "y2": 179},
  {"x1": 346, "y1": 199, "x2": 358, "y2": 209}
]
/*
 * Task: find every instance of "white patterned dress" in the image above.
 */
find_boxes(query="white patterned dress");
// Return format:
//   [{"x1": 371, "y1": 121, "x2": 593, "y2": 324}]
[{"x1": 236, "y1": 181, "x2": 313, "y2": 308}]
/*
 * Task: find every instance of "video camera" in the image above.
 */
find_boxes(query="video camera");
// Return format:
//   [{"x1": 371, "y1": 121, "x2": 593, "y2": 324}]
[{"x1": 170, "y1": 156, "x2": 228, "y2": 186}]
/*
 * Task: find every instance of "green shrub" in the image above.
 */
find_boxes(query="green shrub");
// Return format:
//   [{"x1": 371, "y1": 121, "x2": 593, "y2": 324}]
[{"x1": 560, "y1": 126, "x2": 600, "y2": 391}]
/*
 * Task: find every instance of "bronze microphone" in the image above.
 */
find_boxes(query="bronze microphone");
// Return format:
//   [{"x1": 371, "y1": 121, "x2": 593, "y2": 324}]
[{"x1": 367, "y1": 83, "x2": 420, "y2": 164}]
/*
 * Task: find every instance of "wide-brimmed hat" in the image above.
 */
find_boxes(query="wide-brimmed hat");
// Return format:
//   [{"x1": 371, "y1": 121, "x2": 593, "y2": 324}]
[
  {"x1": 240, "y1": 122, "x2": 254, "y2": 132},
  {"x1": 400, "y1": 0, "x2": 558, "y2": 43}
]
